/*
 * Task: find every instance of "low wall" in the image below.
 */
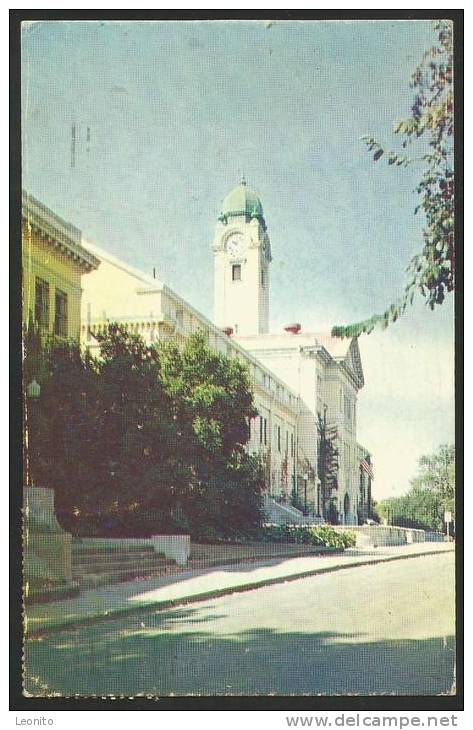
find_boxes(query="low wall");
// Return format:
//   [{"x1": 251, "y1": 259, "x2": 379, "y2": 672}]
[
  {"x1": 24, "y1": 531, "x2": 73, "y2": 582},
  {"x1": 189, "y1": 542, "x2": 338, "y2": 564},
  {"x1": 332, "y1": 525, "x2": 426, "y2": 548},
  {"x1": 23, "y1": 487, "x2": 76, "y2": 599},
  {"x1": 151, "y1": 535, "x2": 190, "y2": 566},
  {"x1": 424, "y1": 531, "x2": 447, "y2": 542}
]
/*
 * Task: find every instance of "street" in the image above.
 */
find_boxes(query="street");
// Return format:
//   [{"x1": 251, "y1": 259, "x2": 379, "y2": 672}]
[{"x1": 25, "y1": 551, "x2": 455, "y2": 696}]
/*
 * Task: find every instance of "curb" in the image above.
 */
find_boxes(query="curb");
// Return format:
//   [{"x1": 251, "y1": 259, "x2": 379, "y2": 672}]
[{"x1": 25, "y1": 546, "x2": 453, "y2": 637}]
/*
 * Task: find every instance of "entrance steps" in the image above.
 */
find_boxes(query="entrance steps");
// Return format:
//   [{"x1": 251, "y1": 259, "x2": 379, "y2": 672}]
[
  {"x1": 72, "y1": 543, "x2": 175, "y2": 590},
  {"x1": 263, "y1": 496, "x2": 324, "y2": 526}
]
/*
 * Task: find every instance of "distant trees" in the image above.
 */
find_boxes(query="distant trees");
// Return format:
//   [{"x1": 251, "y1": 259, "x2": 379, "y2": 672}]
[
  {"x1": 333, "y1": 20, "x2": 454, "y2": 338},
  {"x1": 26, "y1": 325, "x2": 264, "y2": 539},
  {"x1": 377, "y1": 443, "x2": 454, "y2": 532}
]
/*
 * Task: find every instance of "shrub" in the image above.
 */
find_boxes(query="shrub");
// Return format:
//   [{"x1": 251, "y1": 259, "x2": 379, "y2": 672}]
[{"x1": 261, "y1": 523, "x2": 356, "y2": 549}]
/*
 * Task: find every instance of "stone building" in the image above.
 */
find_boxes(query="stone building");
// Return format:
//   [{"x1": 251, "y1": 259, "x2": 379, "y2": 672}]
[
  {"x1": 213, "y1": 180, "x2": 372, "y2": 525},
  {"x1": 80, "y1": 240, "x2": 314, "y2": 521},
  {"x1": 77, "y1": 179, "x2": 374, "y2": 524},
  {"x1": 22, "y1": 191, "x2": 99, "y2": 340}
]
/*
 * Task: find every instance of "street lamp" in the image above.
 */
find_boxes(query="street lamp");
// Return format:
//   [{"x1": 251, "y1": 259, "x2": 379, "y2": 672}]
[
  {"x1": 27, "y1": 379, "x2": 41, "y2": 400},
  {"x1": 26, "y1": 378, "x2": 41, "y2": 487}
]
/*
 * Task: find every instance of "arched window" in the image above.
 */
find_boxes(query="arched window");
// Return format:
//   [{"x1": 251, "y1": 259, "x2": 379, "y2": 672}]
[{"x1": 344, "y1": 492, "x2": 350, "y2": 519}]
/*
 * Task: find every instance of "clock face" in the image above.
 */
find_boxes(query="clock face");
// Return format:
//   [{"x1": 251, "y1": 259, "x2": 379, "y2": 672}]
[{"x1": 227, "y1": 234, "x2": 245, "y2": 258}]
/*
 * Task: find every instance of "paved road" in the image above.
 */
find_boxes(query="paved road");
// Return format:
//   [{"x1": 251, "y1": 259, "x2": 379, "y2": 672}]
[{"x1": 25, "y1": 552, "x2": 455, "y2": 697}]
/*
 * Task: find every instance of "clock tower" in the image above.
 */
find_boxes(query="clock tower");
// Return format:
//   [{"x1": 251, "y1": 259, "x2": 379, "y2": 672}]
[{"x1": 213, "y1": 179, "x2": 271, "y2": 336}]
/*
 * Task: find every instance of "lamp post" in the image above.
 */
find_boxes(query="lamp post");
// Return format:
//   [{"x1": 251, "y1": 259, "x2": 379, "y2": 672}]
[
  {"x1": 26, "y1": 378, "x2": 41, "y2": 487},
  {"x1": 27, "y1": 378, "x2": 41, "y2": 400}
]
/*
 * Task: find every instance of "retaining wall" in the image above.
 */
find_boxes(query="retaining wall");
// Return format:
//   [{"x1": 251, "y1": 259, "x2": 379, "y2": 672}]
[{"x1": 331, "y1": 524, "x2": 427, "y2": 547}]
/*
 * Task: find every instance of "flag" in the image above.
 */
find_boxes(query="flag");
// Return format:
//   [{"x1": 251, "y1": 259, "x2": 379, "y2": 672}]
[{"x1": 360, "y1": 458, "x2": 374, "y2": 480}]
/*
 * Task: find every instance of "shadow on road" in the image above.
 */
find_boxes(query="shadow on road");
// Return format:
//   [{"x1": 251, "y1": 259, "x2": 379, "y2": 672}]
[{"x1": 24, "y1": 604, "x2": 456, "y2": 697}]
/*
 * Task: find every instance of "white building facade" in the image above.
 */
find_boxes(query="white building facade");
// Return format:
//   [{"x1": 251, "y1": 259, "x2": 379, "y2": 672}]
[
  {"x1": 214, "y1": 181, "x2": 372, "y2": 525},
  {"x1": 80, "y1": 240, "x2": 306, "y2": 513},
  {"x1": 79, "y1": 180, "x2": 373, "y2": 525}
]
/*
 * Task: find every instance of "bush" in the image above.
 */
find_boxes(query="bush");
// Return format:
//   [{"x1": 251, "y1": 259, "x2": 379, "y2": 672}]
[{"x1": 261, "y1": 524, "x2": 356, "y2": 549}]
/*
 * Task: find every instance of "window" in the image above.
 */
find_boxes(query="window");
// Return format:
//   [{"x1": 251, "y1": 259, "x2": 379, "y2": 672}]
[
  {"x1": 261, "y1": 269, "x2": 265, "y2": 287},
  {"x1": 35, "y1": 277, "x2": 50, "y2": 330},
  {"x1": 54, "y1": 292, "x2": 68, "y2": 337},
  {"x1": 277, "y1": 425, "x2": 281, "y2": 452},
  {"x1": 54, "y1": 289, "x2": 68, "y2": 338},
  {"x1": 232, "y1": 264, "x2": 241, "y2": 281},
  {"x1": 264, "y1": 418, "x2": 267, "y2": 446},
  {"x1": 259, "y1": 416, "x2": 264, "y2": 445}
]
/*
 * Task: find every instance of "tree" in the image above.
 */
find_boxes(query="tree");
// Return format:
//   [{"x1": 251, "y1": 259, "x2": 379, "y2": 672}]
[
  {"x1": 333, "y1": 20, "x2": 454, "y2": 338},
  {"x1": 29, "y1": 326, "x2": 181, "y2": 534},
  {"x1": 27, "y1": 325, "x2": 265, "y2": 538},
  {"x1": 410, "y1": 443, "x2": 455, "y2": 513},
  {"x1": 156, "y1": 332, "x2": 264, "y2": 538},
  {"x1": 377, "y1": 443, "x2": 454, "y2": 532},
  {"x1": 317, "y1": 407, "x2": 339, "y2": 522}
]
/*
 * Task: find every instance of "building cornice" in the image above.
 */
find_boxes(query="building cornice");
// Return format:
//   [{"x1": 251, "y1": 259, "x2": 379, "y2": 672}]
[{"x1": 22, "y1": 191, "x2": 100, "y2": 272}]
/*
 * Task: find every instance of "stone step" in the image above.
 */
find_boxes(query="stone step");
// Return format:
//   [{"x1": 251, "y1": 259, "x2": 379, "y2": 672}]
[
  {"x1": 72, "y1": 544, "x2": 156, "y2": 556},
  {"x1": 75, "y1": 563, "x2": 177, "y2": 590},
  {"x1": 72, "y1": 549, "x2": 162, "y2": 566},
  {"x1": 72, "y1": 554, "x2": 171, "y2": 574}
]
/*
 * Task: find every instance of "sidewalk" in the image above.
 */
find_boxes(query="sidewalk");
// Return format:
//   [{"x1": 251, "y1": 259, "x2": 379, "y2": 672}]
[{"x1": 25, "y1": 542, "x2": 454, "y2": 635}]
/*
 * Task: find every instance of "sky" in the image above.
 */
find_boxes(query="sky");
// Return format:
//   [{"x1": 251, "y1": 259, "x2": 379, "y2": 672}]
[{"x1": 21, "y1": 19, "x2": 455, "y2": 501}]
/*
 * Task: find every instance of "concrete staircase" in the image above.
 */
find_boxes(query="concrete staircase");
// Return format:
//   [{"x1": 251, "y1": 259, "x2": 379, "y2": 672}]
[
  {"x1": 72, "y1": 543, "x2": 176, "y2": 590},
  {"x1": 263, "y1": 496, "x2": 324, "y2": 526}
]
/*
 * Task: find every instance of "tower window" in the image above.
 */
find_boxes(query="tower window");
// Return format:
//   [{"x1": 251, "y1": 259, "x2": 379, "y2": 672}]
[{"x1": 232, "y1": 264, "x2": 241, "y2": 281}]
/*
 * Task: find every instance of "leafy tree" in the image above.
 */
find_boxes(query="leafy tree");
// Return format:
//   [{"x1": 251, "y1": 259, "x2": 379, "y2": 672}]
[
  {"x1": 26, "y1": 325, "x2": 264, "y2": 538},
  {"x1": 377, "y1": 443, "x2": 454, "y2": 531},
  {"x1": 333, "y1": 20, "x2": 454, "y2": 338},
  {"x1": 317, "y1": 407, "x2": 339, "y2": 522},
  {"x1": 156, "y1": 332, "x2": 263, "y2": 538},
  {"x1": 410, "y1": 443, "x2": 455, "y2": 512},
  {"x1": 29, "y1": 326, "x2": 180, "y2": 533}
]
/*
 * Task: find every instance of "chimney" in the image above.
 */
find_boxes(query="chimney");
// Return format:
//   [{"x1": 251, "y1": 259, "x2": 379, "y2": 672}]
[{"x1": 284, "y1": 323, "x2": 301, "y2": 335}]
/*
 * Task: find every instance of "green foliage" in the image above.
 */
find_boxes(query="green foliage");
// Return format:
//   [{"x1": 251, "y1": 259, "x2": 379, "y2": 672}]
[
  {"x1": 157, "y1": 331, "x2": 257, "y2": 464},
  {"x1": 377, "y1": 443, "x2": 454, "y2": 532},
  {"x1": 183, "y1": 452, "x2": 265, "y2": 541},
  {"x1": 333, "y1": 21, "x2": 454, "y2": 339},
  {"x1": 26, "y1": 325, "x2": 265, "y2": 538},
  {"x1": 261, "y1": 524, "x2": 356, "y2": 549}
]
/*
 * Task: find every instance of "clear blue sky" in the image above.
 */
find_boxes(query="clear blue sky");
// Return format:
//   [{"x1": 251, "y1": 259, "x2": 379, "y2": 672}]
[{"x1": 21, "y1": 19, "x2": 455, "y2": 500}]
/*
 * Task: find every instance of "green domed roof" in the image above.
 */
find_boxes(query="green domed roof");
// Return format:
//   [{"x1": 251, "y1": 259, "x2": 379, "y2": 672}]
[{"x1": 220, "y1": 180, "x2": 264, "y2": 220}]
